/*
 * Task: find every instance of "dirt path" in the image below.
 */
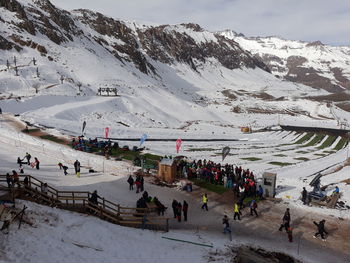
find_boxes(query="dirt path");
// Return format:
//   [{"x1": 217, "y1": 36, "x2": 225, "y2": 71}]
[
  {"x1": 2, "y1": 114, "x2": 71, "y2": 145},
  {"x1": 163, "y1": 181, "x2": 350, "y2": 262}
]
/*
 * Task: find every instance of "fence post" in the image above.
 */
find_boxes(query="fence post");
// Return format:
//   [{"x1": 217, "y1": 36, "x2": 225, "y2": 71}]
[
  {"x1": 102, "y1": 197, "x2": 105, "y2": 209},
  {"x1": 72, "y1": 192, "x2": 75, "y2": 205}
]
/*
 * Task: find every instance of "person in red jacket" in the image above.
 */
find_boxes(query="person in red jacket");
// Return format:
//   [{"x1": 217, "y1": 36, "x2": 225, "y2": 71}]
[{"x1": 183, "y1": 201, "x2": 189, "y2": 221}]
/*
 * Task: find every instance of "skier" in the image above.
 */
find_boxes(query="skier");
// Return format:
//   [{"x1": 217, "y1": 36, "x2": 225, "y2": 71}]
[
  {"x1": 250, "y1": 199, "x2": 258, "y2": 217},
  {"x1": 74, "y1": 159, "x2": 80, "y2": 176},
  {"x1": 313, "y1": 219, "x2": 328, "y2": 241},
  {"x1": 171, "y1": 200, "x2": 178, "y2": 218},
  {"x1": 222, "y1": 215, "x2": 231, "y2": 234},
  {"x1": 301, "y1": 187, "x2": 308, "y2": 205},
  {"x1": 201, "y1": 193, "x2": 208, "y2": 211},
  {"x1": 234, "y1": 203, "x2": 241, "y2": 220},
  {"x1": 127, "y1": 175, "x2": 134, "y2": 190},
  {"x1": 279, "y1": 208, "x2": 291, "y2": 232},
  {"x1": 183, "y1": 201, "x2": 188, "y2": 221}
]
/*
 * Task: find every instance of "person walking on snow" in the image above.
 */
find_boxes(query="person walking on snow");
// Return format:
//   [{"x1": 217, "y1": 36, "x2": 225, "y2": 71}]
[
  {"x1": 183, "y1": 201, "x2": 188, "y2": 221},
  {"x1": 222, "y1": 215, "x2": 231, "y2": 234},
  {"x1": 201, "y1": 193, "x2": 208, "y2": 211},
  {"x1": 301, "y1": 187, "x2": 308, "y2": 205},
  {"x1": 127, "y1": 175, "x2": 134, "y2": 190},
  {"x1": 25, "y1": 152, "x2": 31, "y2": 165},
  {"x1": 250, "y1": 199, "x2": 258, "y2": 217},
  {"x1": 34, "y1": 157, "x2": 40, "y2": 170},
  {"x1": 177, "y1": 202, "x2": 182, "y2": 222},
  {"x1": 234, "y1": 203, "x2": 241, "y2": 220},
  {"x1": 313, "y1": 219, "x2": 328, "y2": 241},
  {"x1": 171, "y1": 200, "x2": 178, "y2": 218},
  {"x1": 74, "y1": 160, "x2": 80, "y2": 177},
  {"x1": 279, "y1": 208, "x2": 291, "y2": 232}
]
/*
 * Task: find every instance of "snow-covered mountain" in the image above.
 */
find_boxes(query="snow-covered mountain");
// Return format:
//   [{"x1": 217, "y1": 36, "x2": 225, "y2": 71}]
[
  {"x1": 0, "y1": 0, "x2": 347, "y2": 136},
  {"x1": 220, "y1": 30, "x2": 350, "y2": 93}
]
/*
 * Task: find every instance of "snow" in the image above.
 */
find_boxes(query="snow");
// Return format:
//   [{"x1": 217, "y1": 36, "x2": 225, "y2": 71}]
[{"x1": 0, "y1": 1, "x2": 350, "y2": 262}]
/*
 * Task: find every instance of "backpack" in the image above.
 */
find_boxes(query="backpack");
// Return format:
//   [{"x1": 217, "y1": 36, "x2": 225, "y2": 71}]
[{"x1": 253, "y1": 202, "x2": 257, "y2": 209}]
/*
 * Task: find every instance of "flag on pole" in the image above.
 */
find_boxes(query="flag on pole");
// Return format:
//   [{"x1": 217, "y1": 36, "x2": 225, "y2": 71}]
[
  {"x1": 222, "y1": 146, "x2": 230, "y2": 161},
  {"x1": 140, "y1": 134, "x2": 148, "y2": 146},
  {"x1": 105, "y1": 127, "x2": 110, "y2": 139},
  {"x1": 176, "y1": 138, "x2": 182, "y2": 153},
  {"x1": 82, "y1": 121, "x2": 86, "y2": 135}
]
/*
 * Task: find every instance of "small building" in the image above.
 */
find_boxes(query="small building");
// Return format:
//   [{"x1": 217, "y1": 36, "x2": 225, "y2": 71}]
[
  {"x1": 157, "y1": 158, "x2": 177, "y2": 183},
  {"x1": 262, "y1": 172, "x2": 277, "y2": 197}
]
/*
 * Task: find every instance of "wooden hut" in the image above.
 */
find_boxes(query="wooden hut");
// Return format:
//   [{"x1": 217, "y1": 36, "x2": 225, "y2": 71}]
[{"x1": 157, "y1": 158, "x2": 177, "y2": 183}]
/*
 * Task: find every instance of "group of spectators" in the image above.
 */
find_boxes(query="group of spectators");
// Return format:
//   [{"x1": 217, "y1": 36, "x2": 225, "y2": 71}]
[{"x1": 179, "y1": 159, "x2": 263, "y2": 201}]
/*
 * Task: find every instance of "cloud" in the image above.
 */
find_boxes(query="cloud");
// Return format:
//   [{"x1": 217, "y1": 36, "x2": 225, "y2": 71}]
[{"x1": 50, "y1": 0, "x2": 350, "y2": 45}]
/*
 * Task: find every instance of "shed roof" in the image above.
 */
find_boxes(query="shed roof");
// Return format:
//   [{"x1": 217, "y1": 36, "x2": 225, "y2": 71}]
[{"x1": 159, "y1": 158, "x2": 175, "y2": 166}]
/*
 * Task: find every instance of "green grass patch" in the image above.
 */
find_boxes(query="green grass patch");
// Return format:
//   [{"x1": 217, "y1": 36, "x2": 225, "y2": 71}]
[
  {"x1": 273, "y1": 154, "x2": 287, "y2": 157},
  {"x1": 294, "y1": 157, "x2": 310, "y2": 161},
  {"x1": 317, "y1": 135, "x2": 337, "y2": 149},
  {"x1": 268, "y1": 161, "x2": 294, "y2": 167},
  {"x1": 110, "y1": 148, "x2": 162, "y2": 166},
  {"x1": 295, "y1": 150, "x2": 309, "y2": 154},
  {"x1": 323, "y1": 150, "x2": 336, "y2": 154},
  {"x1": 190, "y1": 179, "x2": 229, "y2": 194},
  {"x1": 40, "y1": 134, "x2": 64, "y2": 143},
  {"x1": 240, "y1": 157, "x2": 262, "y2": 161},
  {"x1": 333, "y1": 138, "x2": 348, "y2": 151},
  {"x1": 187, "y1": 148, "x2": 217, "y2": 152},
  {"x1": 314, "y1": 153, "x2": 327, "y2": 157},
  {"x1": 22, "y1": 128, "x2": 40, "y2": 133},
  {"x1": 294, "y1": 133, "x2": 314, "y2": 144},
  {"x1": 302, "y1": 134, "x2": 326, "y2": 147}
]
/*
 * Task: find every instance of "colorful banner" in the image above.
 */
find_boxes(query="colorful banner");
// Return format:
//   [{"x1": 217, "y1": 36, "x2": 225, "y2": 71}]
[
  {"x1": 222, "y1": 146, "x2": 230, "y2": 161},
  {"x1": 82, "y1": 121, "x2": 86, "y2": 134},
  {"x1": 140, "y1": 134, "x2": 148, "y2": 146},
  {"x1": 105, "y1": 127, "x2": 110, "y2": 139},
  {"x1": 176, "y1": 138, "x2": 182, "y2": 153}
]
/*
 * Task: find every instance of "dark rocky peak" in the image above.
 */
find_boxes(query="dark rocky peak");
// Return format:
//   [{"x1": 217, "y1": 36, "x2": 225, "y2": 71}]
[
  {"x1": 137, "y1": 25, "x2": 270, "y2": 72},
  {"x1": 0, "y1": 0, "x2": 36, "y2": 35},
  {"x1": 180, "y1": 23, "x2": 203, "y2": 32},
  {"x1": 76, "y1": 9, "x2": 134, "y2": 44},
  {"x1": 306, "y1": 40, "x2": 324, "y2": 47}
]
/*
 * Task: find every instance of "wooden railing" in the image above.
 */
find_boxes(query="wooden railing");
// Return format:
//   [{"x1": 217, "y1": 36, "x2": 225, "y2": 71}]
[{"x1": 0, "y1": 175, "x2": 169, "y2": 232}]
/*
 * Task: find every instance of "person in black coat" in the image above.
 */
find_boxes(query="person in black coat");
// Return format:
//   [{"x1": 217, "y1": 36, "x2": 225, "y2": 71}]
[
  {"x1": 74, "y1": 160, "x2": 80, "y2": 175},
  {"x1": 183, "y1": 201, "x2": 189, "y2": 221},
  {"x1": 279, "y1": 208, "x2": 291, "y2": 232},
  {"x1": 6, "y1": 173, "x2": 13, "y2": 188},
  {"x1": 127, "y1": 175, "x2": 134, "y2": 190},
  {"x1": 177, "y1": 202, "x2": 182, "y2": 222},
  {"x1": 301, "y1": 187, "x2": 308, "y2": 205},
  {"x1": 172, "y1": 200, "x2": 178, "y2": 218},
  {"x1": 313, "y1": 219, "x2": 328, "y2": 240},
  {"x1": 89, "y1": 190, "x2": 100, "y2": 205}
]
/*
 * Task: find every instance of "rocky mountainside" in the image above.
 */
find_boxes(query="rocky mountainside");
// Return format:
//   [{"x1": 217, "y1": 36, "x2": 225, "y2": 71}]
[
  {"x1": 0, "y1": 0, "x2": 269, "y2": 78},
  {"x1": 220, "y1": 30, "x2": 350, "y2": 93}
]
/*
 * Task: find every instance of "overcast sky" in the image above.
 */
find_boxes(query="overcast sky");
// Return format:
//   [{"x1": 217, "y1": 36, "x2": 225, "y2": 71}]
[{"x1": 50, "y1": 0, "x2": 350, "y2": 46}]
